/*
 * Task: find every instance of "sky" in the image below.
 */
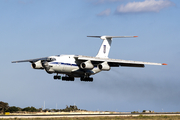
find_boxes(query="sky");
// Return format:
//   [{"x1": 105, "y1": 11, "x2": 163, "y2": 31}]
[{"x1": 0, "y1": 0, "x2": 180, "y2": 112}]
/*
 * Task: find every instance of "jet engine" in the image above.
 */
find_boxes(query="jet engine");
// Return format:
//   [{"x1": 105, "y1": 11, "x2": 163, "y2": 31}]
[
  {"x1": 31, "y1": 60, "x2": 44, "y2": 69},
  {"x1": 80, "y1": 60, "x2": 94, "y2": 69},
  {"x1": 41, "y1": 61, "x2": 54, "y2": 74},
  {"x1": 97, "y1": 62, "x2": 110, "y2": 71}
]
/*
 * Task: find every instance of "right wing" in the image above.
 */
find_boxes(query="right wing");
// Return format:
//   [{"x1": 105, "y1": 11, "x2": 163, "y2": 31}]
[{"x1": 12, "y1": 57, "x2": 49, "y2": 63}]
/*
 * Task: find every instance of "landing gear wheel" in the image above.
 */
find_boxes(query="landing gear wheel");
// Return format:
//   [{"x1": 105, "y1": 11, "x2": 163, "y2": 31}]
[
  {"x1": 62, "y1": 77, "x2": 74, "y2": 81},
  {"x1": 80, "y1": 77, "x2": 93, "y2": 82},
  {"x1": 54, "y1": 76, "x2": 57, "y2": 79},
  {"x1": 57, "y1": 76, "x2": 61, "y2": 79}
]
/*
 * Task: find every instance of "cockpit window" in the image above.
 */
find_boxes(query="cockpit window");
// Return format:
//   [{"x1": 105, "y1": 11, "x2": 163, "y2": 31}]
[{"x1": 47, "y1": 58, "x2": 56, "y2": 62}]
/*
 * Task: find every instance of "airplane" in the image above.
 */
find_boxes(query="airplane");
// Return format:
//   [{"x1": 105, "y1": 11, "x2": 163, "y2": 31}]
[{"x1": 12, "y1": 35, "x2": 167, "y2": 82}]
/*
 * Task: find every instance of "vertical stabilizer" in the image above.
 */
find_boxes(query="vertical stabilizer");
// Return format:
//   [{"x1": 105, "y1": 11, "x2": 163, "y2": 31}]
[
  {"x1": 87, "y1": 36, "x2": 138, "y2": 58},
  {"x1": 96, "y1": 36, "x2": 112, "y2": 58}
]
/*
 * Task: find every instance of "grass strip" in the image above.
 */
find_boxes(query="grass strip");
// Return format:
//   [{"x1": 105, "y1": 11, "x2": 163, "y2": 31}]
[{"x1": 1, "y1": 115, "x2": 180, "y2": 120}]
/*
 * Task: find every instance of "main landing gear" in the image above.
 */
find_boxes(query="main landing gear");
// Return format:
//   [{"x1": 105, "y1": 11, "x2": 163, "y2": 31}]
[
  {"x1": 62, "y1": 77, "x2": 74, "y2": 81},
  {"x1": 53, "y1": 74, "x2": 93, "y2": 82},
  {"x1": 80, "y1": 77, "x2": 93, "y2": 82}
]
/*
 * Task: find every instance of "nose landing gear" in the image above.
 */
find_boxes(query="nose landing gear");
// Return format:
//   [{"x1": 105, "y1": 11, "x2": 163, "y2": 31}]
[{"x1": 54, "y1": 74, "x2": 61, "y2": 80}]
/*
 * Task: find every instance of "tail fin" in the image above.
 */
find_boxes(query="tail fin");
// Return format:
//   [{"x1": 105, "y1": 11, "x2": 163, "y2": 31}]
[{"x1": 87, "y1": 36, "x2": 138, "y2": 58}]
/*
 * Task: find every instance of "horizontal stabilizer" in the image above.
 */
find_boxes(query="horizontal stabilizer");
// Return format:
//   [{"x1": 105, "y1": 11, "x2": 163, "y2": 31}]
[{"x1": 87, "y1": 36, "x2": 138, "y2": 40}]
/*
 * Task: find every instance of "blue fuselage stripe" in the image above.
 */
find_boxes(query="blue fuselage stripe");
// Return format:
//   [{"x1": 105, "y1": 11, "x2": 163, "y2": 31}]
[{"x1": 50, "y1": 62, "x2": 78, "y2": 66}]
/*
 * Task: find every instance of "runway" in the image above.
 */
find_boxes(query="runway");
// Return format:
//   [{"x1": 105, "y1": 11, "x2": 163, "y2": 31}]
[{"x1": 1, "y1": 113, "x2": 180, "y2": 119}]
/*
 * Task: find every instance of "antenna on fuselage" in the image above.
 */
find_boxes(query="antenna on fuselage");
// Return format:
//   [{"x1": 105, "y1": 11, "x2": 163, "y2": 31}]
[{"x1": 87, "y1": 36, "x2": 138, "y2": 58}]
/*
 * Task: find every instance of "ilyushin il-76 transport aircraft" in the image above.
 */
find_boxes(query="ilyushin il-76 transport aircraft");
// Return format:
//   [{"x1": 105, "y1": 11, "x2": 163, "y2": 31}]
[{"x1": 12, "y1": 36, "x2": 167, "y2": 82}]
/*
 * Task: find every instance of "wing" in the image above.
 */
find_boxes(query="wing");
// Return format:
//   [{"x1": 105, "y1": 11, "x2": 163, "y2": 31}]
[
  {"x1": 75, "y1": 55, "x2": 167, "y2": 68},
  {"x1": 12, "y1": 57, "x2": 49, "y2": 63}
]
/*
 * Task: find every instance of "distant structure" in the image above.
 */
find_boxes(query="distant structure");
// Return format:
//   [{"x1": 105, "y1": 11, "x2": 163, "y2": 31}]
[
  {"x1": 142, "y1": 110, "x2": 154, "y2": 113},
  {"x1": 44, "y1": 101, "x2": 45, "y2": 110}
]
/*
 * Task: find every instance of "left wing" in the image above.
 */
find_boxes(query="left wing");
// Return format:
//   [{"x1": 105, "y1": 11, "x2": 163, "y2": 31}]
[{"x1": 75, "y1": 55, "x2": 167, "y2": 68}]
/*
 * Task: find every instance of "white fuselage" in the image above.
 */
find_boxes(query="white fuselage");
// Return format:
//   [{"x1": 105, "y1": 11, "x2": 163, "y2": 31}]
[{"x1": 47, "y1": 55, "x2": 101, "y2": 77}]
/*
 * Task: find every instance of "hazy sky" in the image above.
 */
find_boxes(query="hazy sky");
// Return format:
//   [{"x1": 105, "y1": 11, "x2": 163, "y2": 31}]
[{"x1": 0, "y1": 0, "x2": 180, "y2": 112}]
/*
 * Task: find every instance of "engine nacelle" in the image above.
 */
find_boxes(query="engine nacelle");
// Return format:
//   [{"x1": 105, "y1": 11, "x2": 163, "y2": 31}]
[
  {"x1": 97, "y1": 62, "x2": 111, "y2": 71},
  {"x1": 80, "y1": 60, "x2": 94, "y2": 69},
  {"x1": 31, "y1": 60, "x2": 44, "y2": 69}
]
